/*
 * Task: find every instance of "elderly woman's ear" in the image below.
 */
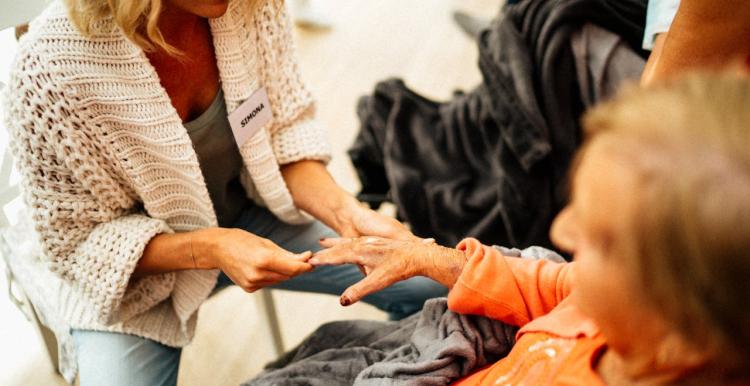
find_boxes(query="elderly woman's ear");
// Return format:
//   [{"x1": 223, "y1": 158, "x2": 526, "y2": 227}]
[{"x1": 311, "y1": 236, "x2": 465, "y2": 306}]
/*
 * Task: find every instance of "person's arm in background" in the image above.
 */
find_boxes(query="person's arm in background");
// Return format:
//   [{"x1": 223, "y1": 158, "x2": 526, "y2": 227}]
[
  {"x1": 642, "y1": 0, "x2": 750, "y2": 85},
  {"x1": 640, "y1": 0, "x2": 679, "y2": 83}
]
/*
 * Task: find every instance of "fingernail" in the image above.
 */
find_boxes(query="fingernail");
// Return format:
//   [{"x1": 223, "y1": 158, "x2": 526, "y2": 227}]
[
  {"x1": 340, "y1": 296, "x2": 351, "y2": 306},
  {"x1": 309, "y1": 258, "x2": 319, "y2": 265}
]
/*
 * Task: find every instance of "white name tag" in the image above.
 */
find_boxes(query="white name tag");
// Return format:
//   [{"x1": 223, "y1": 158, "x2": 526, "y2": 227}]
[{"x1": 228, "y1": 87, "x2": 273, "y2": 147}]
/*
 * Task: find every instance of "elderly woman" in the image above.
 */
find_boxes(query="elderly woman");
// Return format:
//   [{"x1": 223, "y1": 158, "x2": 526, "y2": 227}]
[
  {"x1": 3, "y1": 0, "x2": 444, "y2": 384},
  {"x1": 309, "y1": 74, "x2": 750, "y2": 385}
]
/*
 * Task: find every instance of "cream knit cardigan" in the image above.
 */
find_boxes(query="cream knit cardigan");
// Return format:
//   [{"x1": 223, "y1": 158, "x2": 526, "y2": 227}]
[{"x1": 3, "y1": 0, "x2": 330, "y2": 348}]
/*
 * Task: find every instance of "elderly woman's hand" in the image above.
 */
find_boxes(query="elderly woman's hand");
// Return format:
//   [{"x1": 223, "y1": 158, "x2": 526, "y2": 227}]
[{"x1": 310, "y1": 236, "x2": 467, "y2": 306}]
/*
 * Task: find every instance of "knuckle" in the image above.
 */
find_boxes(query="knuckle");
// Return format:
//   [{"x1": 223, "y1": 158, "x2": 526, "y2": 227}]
[
  {"x1": 247, "y1": 270, "x2": 263, "y2": 283},
  {"x1": 243, "y1": 286, "x2": 258, "y2": 293},
  {"x1": 255, "y1": 255, "x2": 270, "y2": 268},
  {"x1": 240, "y1": 279, "x2": 256, "y2": 292}
]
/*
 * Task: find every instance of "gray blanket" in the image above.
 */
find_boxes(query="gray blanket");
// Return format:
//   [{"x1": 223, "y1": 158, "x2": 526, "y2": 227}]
[{"x1": 243, "y1": 298, "x2": 518, "y2": 386}]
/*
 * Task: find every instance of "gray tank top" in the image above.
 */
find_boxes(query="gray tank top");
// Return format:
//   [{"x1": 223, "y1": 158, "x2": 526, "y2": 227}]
[{"x1": 184, "y1": 89, "x2": 249, "y2": 227}]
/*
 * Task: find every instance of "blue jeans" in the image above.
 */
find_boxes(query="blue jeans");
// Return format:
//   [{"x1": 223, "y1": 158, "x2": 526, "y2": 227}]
[{"x1": 73, "y1": 204, "x2": 447, "y2": 386}]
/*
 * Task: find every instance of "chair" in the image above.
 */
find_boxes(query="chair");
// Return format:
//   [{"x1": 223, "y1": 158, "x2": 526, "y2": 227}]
[
  {"x1": 0, "y1": 81, "x2": 286, "y2": 383},
  {"x1": 0, "y1": 88, "x2": 61, "y2": 378}
]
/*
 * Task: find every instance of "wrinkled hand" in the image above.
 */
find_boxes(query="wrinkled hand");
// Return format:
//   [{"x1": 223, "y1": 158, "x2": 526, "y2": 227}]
[
  {"x1": 310, "y1": 236, "x2": 465, "y2": 306},
  {"x1": 205, "y1": 228, "x2": 313, "y2": 293}
]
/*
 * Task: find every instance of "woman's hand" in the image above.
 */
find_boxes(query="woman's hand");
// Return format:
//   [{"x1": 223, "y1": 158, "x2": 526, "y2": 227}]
[
  {"x1": 279, "y1": 160, "x2": 417, "y2": 240},
  {"x1": 309, "y1": 236, "x2": 466, "y2": 306},
  {"x1": 334, "y1": 199, "x2": 416, "y2": 241},
  {"x1": 195, "y1": 228, "x2": 313, "y2": 293}
]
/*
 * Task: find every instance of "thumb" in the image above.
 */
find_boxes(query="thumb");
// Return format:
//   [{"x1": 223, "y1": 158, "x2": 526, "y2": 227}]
[
  {"x1": 339, "y1": 272, "x2": 391, "y2": 306},
  {"x1": 293, "y1": 251, "x2": 313, "y2": 262}
]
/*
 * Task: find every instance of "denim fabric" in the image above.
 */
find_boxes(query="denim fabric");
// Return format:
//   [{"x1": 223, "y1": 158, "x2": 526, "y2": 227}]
[
  {"x1": 73, "y1": 204, "x2": 446, "y2": 386},
  {"x1": 72, "y1": 330, "x2": 181, "y2": 386}
]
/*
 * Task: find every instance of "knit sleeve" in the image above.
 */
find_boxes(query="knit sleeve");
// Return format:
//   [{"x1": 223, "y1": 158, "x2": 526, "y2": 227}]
[
  {"x1": 4, "y1": 50, "x2": 176, "y2": 325},
  {"x1": 257, "y1": 0, "x2": 332, "y2": 165}
]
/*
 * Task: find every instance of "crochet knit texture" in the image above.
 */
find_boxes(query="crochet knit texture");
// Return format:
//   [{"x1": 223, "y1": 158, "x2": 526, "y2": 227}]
[{"x1": 3, "y1": 0, "x2": 330, "y2": 348}]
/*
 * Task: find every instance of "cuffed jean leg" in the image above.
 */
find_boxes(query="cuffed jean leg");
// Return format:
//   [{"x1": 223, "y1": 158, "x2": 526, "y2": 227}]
[{"x1": 72, "y1": 329, "x2": 181, "y2": 386}]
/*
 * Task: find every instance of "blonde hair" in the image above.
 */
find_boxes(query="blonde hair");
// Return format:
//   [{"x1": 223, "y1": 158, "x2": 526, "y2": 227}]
[
  {"x1": 583, "y1": 74, "x2": 750, "y2": 375},
  {"x1": 65, "y1": 0, "x2": 176, "y2": 54},
  {"x1": 581, "y1": 73, "x2": 750, "y2": 376}
]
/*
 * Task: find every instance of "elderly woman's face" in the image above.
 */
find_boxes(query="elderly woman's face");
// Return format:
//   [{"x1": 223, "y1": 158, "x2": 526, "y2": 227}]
[
  {"x1": 164, "y1": 0, "x2": 230, "y2": 18},
  {"x1": 550, "y1": 145, "x2": 668, "y2": 356}
]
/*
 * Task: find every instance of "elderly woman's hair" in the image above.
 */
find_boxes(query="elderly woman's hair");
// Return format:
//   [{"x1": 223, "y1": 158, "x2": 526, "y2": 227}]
[
  {"x1": 65, "y1": 0, "x2": 175, "y2": 53},
  {"x1": 582, "y1": 72, "x2": 750, "y2": 377}
]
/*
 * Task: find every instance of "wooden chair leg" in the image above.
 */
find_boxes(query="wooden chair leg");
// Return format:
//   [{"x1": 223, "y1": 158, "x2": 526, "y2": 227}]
[{"x1": 254, "y1": 289, "x2": 284, "y2": 357}]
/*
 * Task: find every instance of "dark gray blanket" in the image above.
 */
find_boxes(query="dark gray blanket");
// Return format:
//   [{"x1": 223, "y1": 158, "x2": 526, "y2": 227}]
[
  {"x1": 242, "y1": 298, "x2": 518, "y2": 386},
  {"x1": 349, "y1": 0, "x2": 648, "y2": 251}
]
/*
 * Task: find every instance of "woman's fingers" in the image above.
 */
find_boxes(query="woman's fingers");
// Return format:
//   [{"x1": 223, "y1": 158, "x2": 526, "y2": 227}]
[
  {"x1": 232, "y1": 269, "x2": 289, "y2": 293},
  {"x1": 340, "y1": 271, "x2": 395, "y2": 306},
  {"x1": 294, "y1": 251, "x2": 313, "y2": 261},
  {"x1": 258, "y1": 251, "x2": 314, "y2": 276},
  {"x1": 256, "y1": 270, "x2": 289, "y2": 283},
  {"x1": 242, "y1": 278, "x2": 287, "y2": 293}
]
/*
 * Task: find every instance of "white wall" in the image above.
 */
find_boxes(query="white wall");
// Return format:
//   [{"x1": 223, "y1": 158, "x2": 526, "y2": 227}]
[
  {"x1": 1, "y1": 27, "x2": 17, "y2": 85},
  {"x1": 0, "y1": 0, "x2": 49, "y2": 30}
]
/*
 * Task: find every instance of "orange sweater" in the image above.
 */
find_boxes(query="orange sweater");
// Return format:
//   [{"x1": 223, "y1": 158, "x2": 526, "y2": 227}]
[{"x1": 448, "y1": 238, "x2": 606, "y2": 386}]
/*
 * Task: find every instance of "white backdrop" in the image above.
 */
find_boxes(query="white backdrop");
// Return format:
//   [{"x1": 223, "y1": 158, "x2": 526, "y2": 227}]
[{"x1": 0, "y1": 0, "x2": 49, "y2": 30}]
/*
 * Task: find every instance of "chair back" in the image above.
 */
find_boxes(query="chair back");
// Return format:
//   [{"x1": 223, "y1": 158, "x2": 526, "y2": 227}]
[{"x1": 0, "y1": 81, "x2": 22, "y2": 228}]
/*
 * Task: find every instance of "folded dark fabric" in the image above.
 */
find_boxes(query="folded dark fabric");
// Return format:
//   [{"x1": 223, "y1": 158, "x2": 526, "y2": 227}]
[
  {"x1": 242, "y1": 298, "x2": 518, "y2": 386},
  {"x1": 350, "y1": 0, "x2": 647, "y2": 251}
]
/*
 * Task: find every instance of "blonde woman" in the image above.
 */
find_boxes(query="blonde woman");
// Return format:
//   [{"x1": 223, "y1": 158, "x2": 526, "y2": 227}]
[{"x1": 3, "y1": 0, "x2": 445, "y2": 384}]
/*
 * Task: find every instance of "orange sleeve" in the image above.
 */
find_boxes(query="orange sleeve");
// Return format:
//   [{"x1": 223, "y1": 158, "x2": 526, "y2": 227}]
[{"x1": 447, "y1": 238, "x2": 575, "y2": 327}]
